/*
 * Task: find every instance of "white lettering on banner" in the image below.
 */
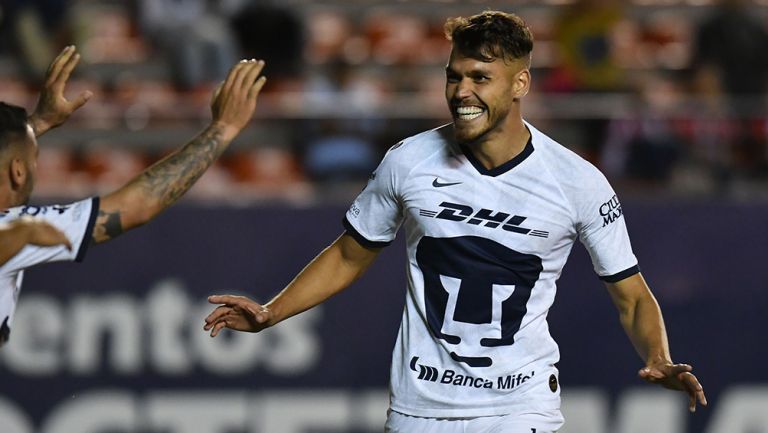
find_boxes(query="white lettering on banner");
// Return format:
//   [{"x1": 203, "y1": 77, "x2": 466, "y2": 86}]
[
  {"x1": 69, "y1": 295, "x2": 142, "y2": 374},
  {"x1": 41, "y1": 391, "x2": 137, "y2": 433},
  {"x1": 705, "y1": 386, "x2": 768, "y2": 433},
  {"x1": 2, "y1": 297, "x2": 63, "y2": 375},
  {"x1": 146, "y1": 392, "x2": 249, "y2": 433},
  {"x1": 0, "y1": 390, "x2": 388, "y2": 433},
  {"x1": 147, "y1": 279, "x2": 194, "y2": 374},
  {"x1": 0, "y1": 397, "x2": 32, "y2": 433},
  {"x1": 559, "y1": 389, "x2": 609, "y2": 433},
  {"x1": 0, "y1": 279, "x2": 322, "y2": 376},
  {"x1": 613, "y1": 389, "x2": 683, "y2": 433},
  {"x1": 0, "y1": 387, "x2": 765, "y2": 433}
]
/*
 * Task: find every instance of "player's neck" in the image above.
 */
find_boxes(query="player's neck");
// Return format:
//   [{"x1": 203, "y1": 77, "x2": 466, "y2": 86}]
[
  {"x1": 0, "y1": 186, "x2": 21, "y2": 210},
  {"x1": 466, "y1": 119, "x2": 530, "y2": 171}
]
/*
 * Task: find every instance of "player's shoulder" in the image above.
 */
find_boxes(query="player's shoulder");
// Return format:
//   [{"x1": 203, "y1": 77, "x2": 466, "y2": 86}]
[
  {"x1": 0, "y1": 199, "x2": 94, "y2": 224},
  {"x1": 529, "y1": 122, "x2": 609, "y2": 188},
  {"x1": 381, "y1": 124, "x2": 455, "y2": 168}
]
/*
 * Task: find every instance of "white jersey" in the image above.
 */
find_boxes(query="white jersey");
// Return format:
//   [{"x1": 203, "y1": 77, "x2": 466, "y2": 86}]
[
  {"x1": 344, "y1": 123, "x2": 638, "y2": 418},
  {"x1": 0, "y1": 197, "x2": 99, "y2": 345}
]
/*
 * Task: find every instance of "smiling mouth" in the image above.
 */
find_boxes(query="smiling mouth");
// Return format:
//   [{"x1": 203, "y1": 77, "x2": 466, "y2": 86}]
[{"x1": 455, "y1": 106, "x2": 485, "y2": 121}]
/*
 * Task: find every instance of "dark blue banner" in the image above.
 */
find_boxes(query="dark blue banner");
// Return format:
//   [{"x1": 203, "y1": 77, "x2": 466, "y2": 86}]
[{"x1": 1, "y1": 202, "x2": 766, "y2": 433}]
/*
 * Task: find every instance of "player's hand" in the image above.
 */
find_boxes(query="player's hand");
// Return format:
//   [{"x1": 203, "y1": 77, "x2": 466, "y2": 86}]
[
  {"x1": 30, "y1": 46, "x2": 93, "y2": 136},
  {"x1": 13, "y1": 218, "x2": 72, "y2": 251},
  {"x1": 639, "y1": 362, "x2": 707, "y2": 412},
  {"x1": 204, "y1": 294, "x2": 272, "y2": 337},
  {"x1": 209, "y1": 59, "x2": 267, "y2": 141}
]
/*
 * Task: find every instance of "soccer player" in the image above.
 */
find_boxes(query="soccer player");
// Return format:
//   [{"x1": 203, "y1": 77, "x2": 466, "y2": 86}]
[
  {"x1": 1, "y1": 46, "x2": 267, "y2": 346},
  {"x1": 204, "y1": 11, "x2": 706, "y2": 432}
]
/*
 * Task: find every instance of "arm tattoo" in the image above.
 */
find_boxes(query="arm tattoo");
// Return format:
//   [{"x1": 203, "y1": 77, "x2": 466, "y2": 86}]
[
  {"x1": 92, "y1": 209, "x2": 124, "y2": 243},
  {"x1": 137, "y1": 126, "x2": 227, "y2": 206}
]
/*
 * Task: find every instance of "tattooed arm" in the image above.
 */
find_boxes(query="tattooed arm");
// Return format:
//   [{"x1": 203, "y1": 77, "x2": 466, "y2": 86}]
[{"x1": 91, "y1": 60, "x2": 267, "y2": 244}]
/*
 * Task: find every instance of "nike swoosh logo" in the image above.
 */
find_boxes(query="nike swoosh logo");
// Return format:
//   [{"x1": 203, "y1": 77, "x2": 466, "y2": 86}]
[{"x1": 432, "y1": 178, "x2": 462, "y2": 188}]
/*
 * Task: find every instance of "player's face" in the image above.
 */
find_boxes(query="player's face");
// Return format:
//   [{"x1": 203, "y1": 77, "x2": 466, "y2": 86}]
[{"x1": 445, "y1": 49, "x2": 526, "y2": 144}]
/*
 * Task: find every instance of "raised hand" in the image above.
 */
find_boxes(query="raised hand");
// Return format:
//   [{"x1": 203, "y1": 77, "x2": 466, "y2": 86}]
[
  {"x1": 204, "y1": 294, "x2": 273, "y2": 337},
  {"x1": 209, "y1": 59, "x2": 267, "y2": 141},
  {"x1": 639, "y1": 362, "x2": 707, "y2": 412},
  {"x1": 30, "y1": 46, "x2": 93, "y2": 137}
]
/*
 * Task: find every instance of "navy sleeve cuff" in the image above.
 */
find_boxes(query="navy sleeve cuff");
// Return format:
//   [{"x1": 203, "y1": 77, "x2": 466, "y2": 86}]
[
  {"x1": 599, "y1": 264, "x2": 641, "y2": 283},
  {"x1": 75, "y1": 196, "x2": 100, "y2": 263},
  {"x1": 342, "y1": 216, "x2": 393, "y2": 249}
]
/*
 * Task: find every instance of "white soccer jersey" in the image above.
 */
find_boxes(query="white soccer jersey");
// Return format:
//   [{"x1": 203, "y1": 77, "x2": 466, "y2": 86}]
[
  {"x1": 0, "y1": 197, "x2": 99, "y2": 345},
  {"x1": 344, "y1": 122, "x2": 638, "y2": 418}
]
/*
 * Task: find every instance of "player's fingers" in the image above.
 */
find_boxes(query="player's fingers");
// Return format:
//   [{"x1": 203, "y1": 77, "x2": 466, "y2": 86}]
[
  {"x1": 69, "y1": 90, "x2": 93, "y2": 111},
  {"x1": 210, "y1": 320, "x2": 229, "y2": 337},
  {"x1": 680, "y1": 372, "x2": 706, "y2": 406},
  {"x1": 249, "y1": 76, "x2": 267, "y2": 100},
  {"x1": 638, "y1": 367, "x2": 664, "y2": 381},
  {"x1": 205, "y1": 305, "x2": 233, "y2": 324},
  {"x1": 46, "y1": 46, "x2": 75, "y2": 85},
  {"x1": 241, "y1": 60, "x2": 264, "y2": 91},
  {"x1": 208, "y1": 294, "x2": 244, "y2": 305},
  {"x1": 231, "y1": 60, "x2": 257, "y2": 95},
  {"x1": 668, "y1": 364, "x2": 693, "y2": 375},
  {"x1": 698, "y1": 388, "x2": 708, "y2": 407},
  {"x1": 219, "y1": 61, "x2": 247, "y2": 100},
  {"x1": 56, "y1": 51, "x2": 82, "y2": 88},
  {"x1": 63, "y1": 238, "x2": 73, "y2": 251}
]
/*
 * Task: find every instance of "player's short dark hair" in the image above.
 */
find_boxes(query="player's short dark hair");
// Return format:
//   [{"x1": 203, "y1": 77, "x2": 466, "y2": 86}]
[
  {"x1": 444, "y1": 11, "x2": 533, "y2": 66},
  {"x1": 0, "y1": 102, "x2": 29, "y2": 154}
]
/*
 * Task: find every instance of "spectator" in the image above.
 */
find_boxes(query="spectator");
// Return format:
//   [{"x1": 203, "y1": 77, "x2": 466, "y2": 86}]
[{"x1": 137, "y1": 0, "x2": 238, "y2": 90}]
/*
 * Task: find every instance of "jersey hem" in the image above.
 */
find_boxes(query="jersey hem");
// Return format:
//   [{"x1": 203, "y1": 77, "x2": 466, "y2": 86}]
[
  {"x1": 599, "y1": 264, "x2": 641, "y2": 283},
  {"x1": 342, "y1": 216, "x2": 393, "y2": 248},
  {"x1": 75, "y1": 196, "x2": 100, "y2": 263},
  {"x1": 389, "y1": 398, "x2": 561, "y2": 418}
]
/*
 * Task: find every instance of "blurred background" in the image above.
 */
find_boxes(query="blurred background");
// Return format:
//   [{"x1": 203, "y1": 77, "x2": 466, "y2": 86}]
[{"x1": 1, "y1": 0, "x2": 767, "y2": 432}]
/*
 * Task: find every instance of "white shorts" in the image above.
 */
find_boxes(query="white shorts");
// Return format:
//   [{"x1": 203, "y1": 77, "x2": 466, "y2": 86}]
[{"x1": 385, "y1": 409, "x2": 564, "y2": 433}]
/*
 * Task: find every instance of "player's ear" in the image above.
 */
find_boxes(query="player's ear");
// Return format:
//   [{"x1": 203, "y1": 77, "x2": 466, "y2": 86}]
[
  {"x1": 9, "y1": 157, "x2": 27, "y2": 189},
  {"x1": 512, "y1": 68, "x2": 530, "y2": 100}
]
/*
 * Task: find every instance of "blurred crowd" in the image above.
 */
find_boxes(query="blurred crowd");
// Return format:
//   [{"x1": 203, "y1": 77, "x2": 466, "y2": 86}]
[{"x1": 1, "y1": 0, "x2": 768, "y2": 202}]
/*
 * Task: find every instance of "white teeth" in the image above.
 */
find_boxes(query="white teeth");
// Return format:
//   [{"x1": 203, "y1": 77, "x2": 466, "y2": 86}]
[{"x1": 456, "y1": 106, "x2": 484, "y2": 120}]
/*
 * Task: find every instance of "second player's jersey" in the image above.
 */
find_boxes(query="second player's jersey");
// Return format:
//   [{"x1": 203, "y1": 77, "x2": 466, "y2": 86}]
[
  {"x1": 0, "y1": 197, "x2": 99, "y2": 346},
  {"x1": 344, "y1": 123, "x2": 638, "y2": 418}
]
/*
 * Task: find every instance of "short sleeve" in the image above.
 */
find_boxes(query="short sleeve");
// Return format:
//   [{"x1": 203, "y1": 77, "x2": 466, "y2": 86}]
[
  {"x1": 0, "y1": 197, "x2": 100, "y2": 272},
  {"x1": 576, "y1": 173, "x2": 639, "y2": 282},
  {"x1": 344, "y1": 144, "x2": 406, "y2": 248}
]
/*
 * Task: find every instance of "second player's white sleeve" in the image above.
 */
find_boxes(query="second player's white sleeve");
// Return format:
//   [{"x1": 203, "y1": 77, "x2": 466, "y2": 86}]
[
  {"x1": 575, "y1": 171, "x2": 639, "y2": 282},
  {"x1": 343, "y1": 144, "x2": 406, "y2": 248},
  {"x1": 1, "y1": 197, "x2": 100, "y2": 273}
]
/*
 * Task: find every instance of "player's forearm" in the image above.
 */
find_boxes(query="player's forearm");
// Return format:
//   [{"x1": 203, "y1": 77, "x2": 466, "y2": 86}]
[
  {"x1": 0, "y1": 223, "x2": 31, "y2": 265},
  {"x1": 619, "y1": 290, "x2": 672, "y2": 365},
  {"x1": 92, "y1": 124, "x2": 232, "y2": 243},
  {"x1": 265, "y1": 235, "x2": 378, "y2": 325}
]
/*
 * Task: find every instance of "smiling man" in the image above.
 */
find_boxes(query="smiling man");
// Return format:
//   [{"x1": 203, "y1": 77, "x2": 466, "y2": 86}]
[{"x1": 204, "y1": 11, "x2": 706, "y2": 432}]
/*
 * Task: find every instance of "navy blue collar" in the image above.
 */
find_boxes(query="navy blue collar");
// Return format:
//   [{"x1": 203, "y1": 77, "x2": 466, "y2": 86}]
[{"x1": 461, "y1": 134, "x2": 534, "y2": 177}]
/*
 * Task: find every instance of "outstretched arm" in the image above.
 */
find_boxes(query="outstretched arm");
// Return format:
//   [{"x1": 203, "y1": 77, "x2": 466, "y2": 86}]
[
  {"x1": 606, "y1": 273, "x2": 707, "y2": 412},
  {"x1": 28, "y1": 46, "x2": 92, "y2": 137},
  {"x1": 92, "y1": 60, "x2": 267, "y2": 243},
  {"x1": 0, "y1": 218, "x2": 72, "y2": 266},
  {"x1": 204, "y1": 233, "x2": 380, "y2": 336}
]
